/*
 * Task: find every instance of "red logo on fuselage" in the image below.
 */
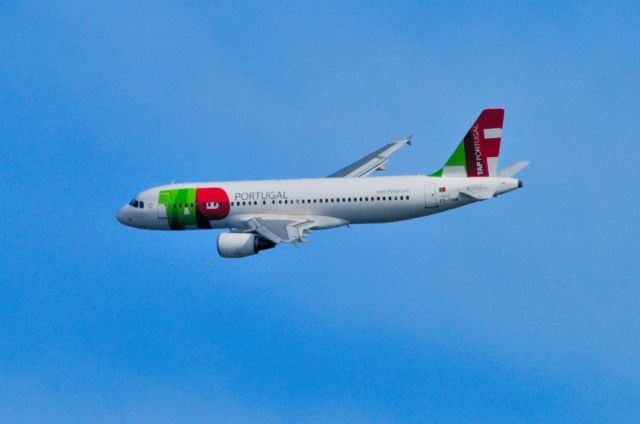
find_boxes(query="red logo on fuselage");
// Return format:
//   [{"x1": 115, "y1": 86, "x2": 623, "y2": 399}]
[{"x1": 195, "y1": 188, "x2": 230, "y2": 228}]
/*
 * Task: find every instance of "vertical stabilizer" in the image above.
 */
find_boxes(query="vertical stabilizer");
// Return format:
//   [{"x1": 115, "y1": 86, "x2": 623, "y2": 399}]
[{"x1": 430, "y1": 108, "x2": 505, "y2": 177}]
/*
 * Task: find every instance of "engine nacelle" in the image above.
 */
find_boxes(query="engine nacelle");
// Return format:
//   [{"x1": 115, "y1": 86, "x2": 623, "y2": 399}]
[{"x1": 216, "y1": 232, "x2": 276, "y2": 258}]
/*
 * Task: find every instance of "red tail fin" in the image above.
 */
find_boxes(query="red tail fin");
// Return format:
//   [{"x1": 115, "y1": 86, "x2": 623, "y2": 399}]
[{"x1": 462, "y1": 108, "x2": 504, "y2": 177}]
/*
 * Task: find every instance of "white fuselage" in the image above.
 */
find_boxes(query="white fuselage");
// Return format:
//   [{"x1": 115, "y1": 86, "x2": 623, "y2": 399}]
[{"x1": 116, "y1": 175, "x2": 521, "y2": 231}]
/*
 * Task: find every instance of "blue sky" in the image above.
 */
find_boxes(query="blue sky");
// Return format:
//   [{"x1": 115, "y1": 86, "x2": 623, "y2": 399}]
[{"x1": 1, "y1": 1, "x2": 639, "y2": 422}]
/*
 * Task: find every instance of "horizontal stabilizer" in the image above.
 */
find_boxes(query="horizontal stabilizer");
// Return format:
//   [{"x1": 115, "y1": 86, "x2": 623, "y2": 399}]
[
  {"x1": 499, "y1": 161, "x2": 530, "y2": 177},
  {"x1": 460, "y1": 186, "x2": 496, "y2": 200}
]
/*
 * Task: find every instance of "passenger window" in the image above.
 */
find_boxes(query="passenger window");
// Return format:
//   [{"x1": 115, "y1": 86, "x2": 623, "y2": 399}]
[
  {"x1": 342, "y1": 198, "x2": 346, "y2": 202},
  {"x1": 407, "y1": 196, "x2": 410, "y2": 200},
  {"x1": 394, "y1": 196, "x2": 398, "y2": 201},
  {"x1": 279, "y1": 200, "x2": 282, "y2": 204}
]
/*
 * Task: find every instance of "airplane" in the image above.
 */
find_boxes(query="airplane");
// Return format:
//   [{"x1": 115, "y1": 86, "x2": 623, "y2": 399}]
[{"x1": 117, "y1": 108, "x2": 529, "y2": 258}]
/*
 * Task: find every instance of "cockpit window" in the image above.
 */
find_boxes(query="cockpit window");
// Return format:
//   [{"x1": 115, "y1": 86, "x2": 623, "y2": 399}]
[
  {"x1": 139, "y1": 201, "x2": 144, "y2": 209},
  {"x1": 128, "y1": 199, "x2": 142, "y2": 208}
]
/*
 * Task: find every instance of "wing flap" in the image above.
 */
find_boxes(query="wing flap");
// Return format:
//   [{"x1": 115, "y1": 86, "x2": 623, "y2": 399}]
[{"x1": 249, "y1": 217, "x2": 315, "y2": 244}]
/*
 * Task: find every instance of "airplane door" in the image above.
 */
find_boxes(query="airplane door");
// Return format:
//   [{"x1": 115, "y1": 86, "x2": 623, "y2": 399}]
[
  {"x1": 157, "y1": 193, "x2": 169, "y2": 218},
  {"x1": 424, "y1": 183, "x2": 438, "y2": 208}
]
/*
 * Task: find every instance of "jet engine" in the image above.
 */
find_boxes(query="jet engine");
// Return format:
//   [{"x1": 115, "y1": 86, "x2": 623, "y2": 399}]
[{"x1": 216, "y1": 232, "x2": 276, "y2": 258}]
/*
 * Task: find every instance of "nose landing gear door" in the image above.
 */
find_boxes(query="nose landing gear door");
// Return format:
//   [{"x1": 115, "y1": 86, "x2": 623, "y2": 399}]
[{"x1": 157, "y1": 192, "x2": 169, "y2": 218}]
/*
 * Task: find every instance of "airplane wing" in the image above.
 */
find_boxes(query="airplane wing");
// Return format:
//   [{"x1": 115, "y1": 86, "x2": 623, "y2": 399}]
[
  {"x1": 327, "y1": 137, "x2": 411, "y2": 178},
  {"x1": 248, "y1": 217, "x2": 314, "y2": 243},
  {"x1": 246, "y1": 215, "x2": 348, "y2": 244}
]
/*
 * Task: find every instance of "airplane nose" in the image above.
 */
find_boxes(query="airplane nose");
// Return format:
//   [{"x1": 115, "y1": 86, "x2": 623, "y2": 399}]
[{"x1": 116, "y1": 207, "x2": 129, "y2": 225}]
